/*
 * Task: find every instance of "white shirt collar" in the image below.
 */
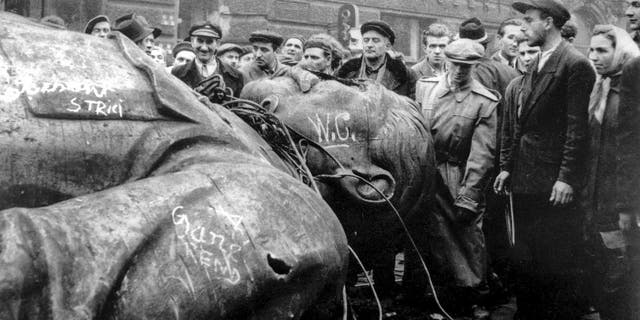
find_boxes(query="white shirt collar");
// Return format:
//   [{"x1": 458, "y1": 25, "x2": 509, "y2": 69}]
[
  {"x1": 195, "y1": 57, "x2": 218, "y2": 77},
  {"x1": 537, "y1": 41, "x2": 560, "y2": 72}
]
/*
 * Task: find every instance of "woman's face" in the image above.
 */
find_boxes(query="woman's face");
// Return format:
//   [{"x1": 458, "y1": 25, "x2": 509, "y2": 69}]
[{"x1": 588, "y1": 34, "x2": 615, "y2": 75}]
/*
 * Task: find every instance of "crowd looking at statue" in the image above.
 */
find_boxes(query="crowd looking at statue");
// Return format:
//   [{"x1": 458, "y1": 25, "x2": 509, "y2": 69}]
[{"x1": 65, "y1": 0, "x2": 640, "y2": 318}]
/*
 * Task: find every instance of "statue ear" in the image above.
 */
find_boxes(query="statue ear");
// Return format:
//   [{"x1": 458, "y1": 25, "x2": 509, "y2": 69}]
[{"x1": 260, "y1": 95, "x2": 279, "y2": 113}]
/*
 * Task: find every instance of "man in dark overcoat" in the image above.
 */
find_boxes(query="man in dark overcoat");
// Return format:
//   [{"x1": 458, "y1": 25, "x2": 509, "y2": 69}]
[{"x1": 336, "y1": 20, "x2": 417, "y2": 99}]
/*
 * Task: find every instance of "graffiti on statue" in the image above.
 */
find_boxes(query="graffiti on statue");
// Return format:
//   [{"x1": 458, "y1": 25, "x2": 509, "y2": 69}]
[
  {"x1": 307, "y1": 112, "x2": 357, "y2": 148},
  {"x1": 171, "y1": 206, "x2": 244, "y2": 285}
]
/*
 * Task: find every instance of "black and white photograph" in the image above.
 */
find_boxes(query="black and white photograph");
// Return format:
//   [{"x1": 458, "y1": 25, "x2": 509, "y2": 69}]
[{"x1": 0, "y1": 0, "x2": 639, "y2": 319}]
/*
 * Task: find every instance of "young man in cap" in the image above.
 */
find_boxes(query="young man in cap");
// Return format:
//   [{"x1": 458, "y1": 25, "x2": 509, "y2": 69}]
[
  {"x1": 492, "y1": 19, "x2": 525, "y2": 70},
  {"x1": 216, "y1": 43, "x2": 243, "y2": 69},
  {"x1": 412, "y1": 23, "x2": 451, "y2": 79},
  {"x1": 336, "y1": 20, "x2": 417, "y2": 99},
  {"x1": 84, "y1": 15, "x2": 110, "y2": 39},
  {"x1": 172, "y1": 22, "x2": 244, "y2": 99},
  {"x1": 493, "y1": 1, "x2": 596, "y2": 318},
  {"x1": 408, "y1": 38, "x2": 499, "y2": 316},
  {"x1": 240, "y1": 30, "x2": 290, "y2": 82},
  {"x1": 279, "y1": 35, "x2": 305, "y2": 66}
]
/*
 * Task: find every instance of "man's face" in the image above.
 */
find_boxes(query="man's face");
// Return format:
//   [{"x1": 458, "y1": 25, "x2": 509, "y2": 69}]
[
  {"x1": 252, "y1": 41, "x2": 277, "y2": 68},
  {"x1": 499, "y1": 25, "x2": 523, "y2": 59},
  {"x1": 138, "y1": 34, "x2": 154, "y2": 54},
  {"x1": 362, "y1": 30, "x2": 390, "y2": 59},
  {"x1": 91, "y1": 21, "x2": 110, "y2": 38},
  {"x1": 424, "y1": 36, "x2": 449, "y2": 65},
  {"x1": 588, "y1": 34, "x2": 616, "y2": 75},
  {"x1": 191, "y1": 35, "x2": 219, "y2": 63},
  {"x1": 448, "y1": 62, "x2": 473, "y2": 86},
  {"x1": 219, "y1": 51, "x2": 240, "y2": 68},
  {"x1": 301, "y1": 47, "x2": 332, "y2": 73},
  {"x1": 521, "y1": 9, "x2": 549, "y2": 47},
  {"x1": 174, "y1": 50, "x2": 196, "y2": 66},
  {"x1": 349, "y1": 28, "x2": 363, "y2": 56},
  {"x1": 149, "y1": 48, "x2": 165, "y2": 66},
  {"x1": 626, "y1": 0, "x2": 640, "y2": 31},
  {"x1": 283, "y1": 38, "x2": 304, "y2": 61},
  {"x1": 517, "y1": 41, "x2": 541, "y2": 68},
  {"x1": 239, "y1": 53, "x2": 254, "y2": 68}
]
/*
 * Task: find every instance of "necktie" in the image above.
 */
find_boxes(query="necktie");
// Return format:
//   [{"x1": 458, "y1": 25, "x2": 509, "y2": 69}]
[{"x1": 202, "y1": 64, "x2": 208, "y2": 78}]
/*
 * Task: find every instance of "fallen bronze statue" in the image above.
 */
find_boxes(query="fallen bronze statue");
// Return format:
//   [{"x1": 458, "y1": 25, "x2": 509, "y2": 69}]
[
  {"x1": 0, "y1": 12, "x2": 347, "y2": 319},
  {"x1": 240, "y1": 75, "x2": 436, "y2": 302}
]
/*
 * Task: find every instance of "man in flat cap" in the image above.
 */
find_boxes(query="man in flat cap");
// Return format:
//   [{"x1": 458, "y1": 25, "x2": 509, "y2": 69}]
[
  {"x1": 240, "y1": 30, "x2": 290, "y2": 82},
  {"x1": 172, "y1": 22, "x2": 244, "y2": 100},
  {"x1": 216, "y1": 43, "x2": 243, "y2": 69},
  {"x1": 405, "y1": 39, "x2": 498, "y2": 316},
  {"x1": 85, "y1": 15, "x2": 110, "y2": 39},
  {"x1": 336, "y1": 20, "x2": 417, "y2": 99},
  {"x1": 493, "y1": 0, "x2": 596, "y2": 318}
]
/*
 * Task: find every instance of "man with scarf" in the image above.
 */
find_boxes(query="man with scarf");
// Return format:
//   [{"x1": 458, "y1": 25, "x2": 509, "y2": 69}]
[
  {"x1": 336, "y1": 20, "x2": 417, "y2": 99},
  {"x1": 582, "y1": 24, "x2": 640, "y2": 320}
]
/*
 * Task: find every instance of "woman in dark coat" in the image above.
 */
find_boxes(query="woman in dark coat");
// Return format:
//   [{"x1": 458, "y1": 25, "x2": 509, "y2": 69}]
[{"x1": 583, "y1": 25, "x2": 639, "y2": 320}]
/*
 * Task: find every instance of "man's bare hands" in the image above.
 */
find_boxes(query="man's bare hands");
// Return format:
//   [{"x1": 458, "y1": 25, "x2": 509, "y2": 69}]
[
  {"x1": 549, "y1": 181, "x2": 574, "y2": 206},
  {"x1": 493, "y1": 171, "x2": 510, "y2": 195}
]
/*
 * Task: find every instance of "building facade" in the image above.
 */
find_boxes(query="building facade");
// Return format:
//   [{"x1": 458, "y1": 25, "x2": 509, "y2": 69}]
[{"x1": 1, "y1": 0, "x2": 630, "y2": 60}]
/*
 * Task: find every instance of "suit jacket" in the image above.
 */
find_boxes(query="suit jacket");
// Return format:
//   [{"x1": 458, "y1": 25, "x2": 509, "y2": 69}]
[
  {"x1": 336, "y1": 53, "x2": 417, "y2": 99},
  {"x1": 411, "y1": 58, "x2": 445, "y2": 79},
  {"x1": 171, "y1": 58, "x2": 245, "y2": 98},
  {"x1": 616, "y1": 57, "x2": 640, "y2": 214},
  {"x1": 503, "y1": 40, "x2": 595, "y2": 194}
]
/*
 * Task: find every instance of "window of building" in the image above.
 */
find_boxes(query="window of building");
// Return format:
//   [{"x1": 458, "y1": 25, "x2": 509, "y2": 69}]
[{"x1": 381, "y1": 13, "x2": 436, "y2": 63}]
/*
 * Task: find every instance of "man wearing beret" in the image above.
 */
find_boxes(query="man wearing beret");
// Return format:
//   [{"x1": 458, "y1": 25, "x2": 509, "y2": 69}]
[
  {"x1": 336, "y1": 20, "x2": 417, "y2": 99},
  {"x1": 172, "y1": 22, "x2": 244, "y2": 99},
  {"x1": 407, "y1": 38, "x2": 498, "y2": 316},
  {"x1": 240, "y1": 30, "x2": 290, "y2": 82},
  {"x1": 85, "y1": 15, "x2": 111, "y2": 39},
  {"x1": 493, "y1": 0, "x2": 596, "y2": 318}
]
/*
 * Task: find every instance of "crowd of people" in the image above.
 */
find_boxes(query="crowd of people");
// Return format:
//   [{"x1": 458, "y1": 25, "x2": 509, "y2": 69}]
[{"x1": 76, "y1": 0, "x2": 640, "y2": 319}]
